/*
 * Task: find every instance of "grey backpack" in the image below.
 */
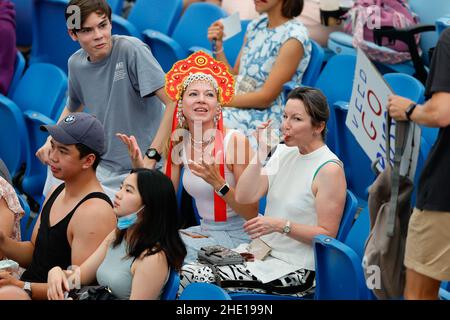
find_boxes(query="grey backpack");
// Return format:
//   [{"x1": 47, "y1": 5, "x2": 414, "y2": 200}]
[{"x1": 363, "y1": 117, "x2": 415, "y2": 299}]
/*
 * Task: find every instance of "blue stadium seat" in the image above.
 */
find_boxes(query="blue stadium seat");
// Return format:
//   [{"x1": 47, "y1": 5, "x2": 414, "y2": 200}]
[
  {"x1": 10, "y1": 63, "x2": 68, "y2": 119},
  {"x1": 7, "y1": 63, "x2": 66, "y2": 203},
  {"x1": 229, "y1": 189, "x2": 358, "y2": 300},
  {"x1": 435, "y1": 15, "x2": 450, "y2": 36},
  {"x1": 286, "y1": 55, "x2": 356, "y2": 158},
  {"x1": 0, "y1": 95, "x2": 29, "y2": 177},
  {"x1": 332, "y1": 72, "x2": 426, "y2": 203},
  {"x1": 161, "y1": 269, "x2": 180, "y2": 300},
  {"x1": 111, "y1": 13, "x2": 141, "y2": 39},
  {"x1": 327, "y1": 0, "x2": 450, "y2": 83},
  {"x1": 11, "y1": 0, "x2": 33, "y2": 47},
  {"x1": 179, "y1": 282, "x2": 231, "y2": 300},
  {"x1": 313, "y1": 206, "x2": 374, "y2": 300},
  {"x1": 22, "y1": 111, "x2": 55, "y2": 206},
  {"x1": 18, "y1": 193, "x2": 37, "y2": 242},
  {"x1": 314, "y1": 54, "x2": 357, "y2": 156},
  {"x1": 408, "y1": 0, "x2": 450, "y2": 65},
  {"x1": 127, "y1": 0, "x2": 183, "y2": 36},
  {"x1": 302, "y1": 40, "x2": 325, "y2": 87},
  {"x1": 30, "y1": 0, "x2": 80, "y2": 74},
  {"x1": 7, "y1": 50, "x2": 26, "y2": 99},
  {"x1": 107, "y1": 0, "x2": 123, "y2": 15},
  {"x1": 440, "y1": 281, "x2": 450, "y2": 300},
  {"x1": 142, "y1": 3, "x2": 227, "y2": 72},
  {"x1": 223, "y1": 19, "x2": 250, "y2": 68},
  {"x1": 383, "y1": 72, "x2": 437, "y2": 148},
  {"x1": 282, "y1": 40, "x2": 325, "y2": 98},
  {"x1": 336, "y1": 190, "x2": 358, "y2": 242}
]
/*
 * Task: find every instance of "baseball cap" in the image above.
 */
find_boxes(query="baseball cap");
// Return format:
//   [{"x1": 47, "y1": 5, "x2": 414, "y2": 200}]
[{"x1": 40, "y1": 113, "x2": 106, "y2": 155}]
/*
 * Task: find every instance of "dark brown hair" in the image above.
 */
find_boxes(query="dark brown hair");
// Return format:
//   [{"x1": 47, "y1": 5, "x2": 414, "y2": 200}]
[
  {"x1": 282, "y1": 0, "x2": 304, "y2": 19},
  {"x1": 287, "y1": 86, "x2": 329, "y2": 140},
  {"x1": 65, "y1": 0, "x2": 112, "y2": 32}
]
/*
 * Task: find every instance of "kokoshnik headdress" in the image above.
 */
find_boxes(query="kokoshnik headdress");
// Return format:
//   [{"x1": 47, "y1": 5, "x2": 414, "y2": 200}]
[{"x1": 165, "y1": 51, "x2": 234, "y2": 222}]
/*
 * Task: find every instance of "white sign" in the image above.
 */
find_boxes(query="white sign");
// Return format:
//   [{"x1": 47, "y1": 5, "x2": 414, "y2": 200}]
[
  {"x1": 221, "y1": 12, "x2": 241, "y2": 41},
  {"x1": 346, "y1": 48, "x2": 420, "y2": 178}
]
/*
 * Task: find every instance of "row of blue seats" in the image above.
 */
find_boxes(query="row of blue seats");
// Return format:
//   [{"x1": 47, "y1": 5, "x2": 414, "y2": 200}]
[
  {"x1": 0, "y1": 56, "x2": 67, "y2": 209},
  {"x1": 13, "y1": 0, "x2": 128, "y2": 46}
]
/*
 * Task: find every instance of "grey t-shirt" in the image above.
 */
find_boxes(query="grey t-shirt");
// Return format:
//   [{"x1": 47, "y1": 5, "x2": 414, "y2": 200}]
[{"x1": 67, "y1": 35, "x2": 165, "y2": 172}]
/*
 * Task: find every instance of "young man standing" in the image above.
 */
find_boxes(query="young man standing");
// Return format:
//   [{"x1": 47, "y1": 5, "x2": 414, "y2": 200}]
[
  {"x1": 388, "y1": 28, "x2": 450, "y2": 300},
  {"x1": 37, "y1": 0, "x2": 174, "y2": 199},
  {"x1": 0, "y1": 113, "x2": 116, "y2": 299}
]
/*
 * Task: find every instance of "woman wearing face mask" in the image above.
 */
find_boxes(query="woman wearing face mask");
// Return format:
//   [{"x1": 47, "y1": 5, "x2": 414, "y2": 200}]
[{"x1": 46, "y1": 169, "x2": 186, "y2": 300}]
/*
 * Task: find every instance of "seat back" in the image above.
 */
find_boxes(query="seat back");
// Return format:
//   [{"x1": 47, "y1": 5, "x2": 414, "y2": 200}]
[
  {"x1": 409, "y1": 0, "x2": 450, "y2": 64},
  {"x1": 11, "y1": 63, "x2": 68, "y2": 119},
  {"x1": 128, "y1": 0, "x2": 183, "y2": 35},
  {"x1": 336, "y1": 190, "x2": 358, "y2": 242},
  {"x1": 18, "y1": 193, "x2": 37, "y2": 242},
  {"x1": 343, "y1": 206, "x2": 371, "y2": 258},
  {"x1": 12, "y1": 0, "x2": 33, "y2": 47},
  {"x1": 0, "y1": 96, "x2": 29, "y2": 177},
  {"x1": 8, "y1": 51, "x2": 26, "y2": 98},
  {"x1": 224, "y1": 19, "x2": 251, "y2": 67},
  {"x1": 313, "y1": 206, "x2": 372, "y2": 299},
  {"x1": 161, "y1": 269, "x2": 180, "y2": 300},
  {"x1": 316, "y1": 54, "x2": 356, "y2": 155},
  {"x1": 333, "y1": 72, "x2": 426, "y2": 202},
  {"x1": 179, "y1": 282, "x2": 231, "y2": 300},
  {"x1": 22, "y1": 111, "x2": 55, "y2": 204},
  {"x1": 171, "y1": 3, "x2": 227, "y2": 52},
  {"x1": 107, "y1": 0, "x2": 124, "y2": 15},
  {"x1": 30, "y1": 0, "x2": 80, "y2": 74},
  {"x1": 111, "y1": 13, "x2": 141, "y2": 39},
  {"x1": 302, "y1": 40, "x2": 325, "y2": 87},
  {"x1": 384, "y1": 72, "x2": 438, "y2": 147}
]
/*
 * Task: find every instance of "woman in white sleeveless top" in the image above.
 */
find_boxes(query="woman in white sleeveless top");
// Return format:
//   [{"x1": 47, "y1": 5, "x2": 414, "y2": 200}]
[{"x1": 180, "y1": 87, "x2": 347, "y2": 297}]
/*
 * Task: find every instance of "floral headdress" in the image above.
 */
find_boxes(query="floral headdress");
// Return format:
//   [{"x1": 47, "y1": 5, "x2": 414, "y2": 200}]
[{"x1": 165, "y1": 51, "x2": 234, "y2": 222}]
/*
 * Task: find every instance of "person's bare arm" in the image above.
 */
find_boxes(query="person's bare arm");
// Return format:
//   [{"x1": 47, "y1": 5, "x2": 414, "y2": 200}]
[
  {"x1": 129, "y1": 251, "x2": 169, "y2": 300},
  {"x1": 244, "y1": 163, "x2": 346, "y2": 244},
  {"x1": 227, "y1": 39, "x2": 304, "y2": 109},
  {"x1": 388, "y1": 92, "x2": 450, "y2": 127},
  {"x1": 0, "y1": 198, "x2": 15, "y2": 260},
  {"x1": 142, "y1": 88, "x2": 176, "y2": 169},
  {"x1": 0, "y1": 184, "x2": 57, "y2": 267},
  {"x1": 188, "y1": 133, "x2": 258, "y2": 220},
  {"x1": 47, "y1": 231, "x2": 115, "y2": 300},
  {"x1": 69, "y1": 198, "x2": 116, "y2": 267},
  {"x1": 221, "y1": 133, "x2": 258, "y2": 219}
]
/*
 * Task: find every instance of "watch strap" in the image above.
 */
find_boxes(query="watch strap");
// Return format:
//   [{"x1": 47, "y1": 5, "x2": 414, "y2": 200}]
[{"x1": 405, "y1": 103, "x2": 417, "y2": 121}]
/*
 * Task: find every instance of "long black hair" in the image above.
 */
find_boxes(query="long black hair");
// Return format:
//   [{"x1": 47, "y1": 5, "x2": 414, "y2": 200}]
[{"x1": 113, "y1": 168, "x2": 187, "y2": 271}]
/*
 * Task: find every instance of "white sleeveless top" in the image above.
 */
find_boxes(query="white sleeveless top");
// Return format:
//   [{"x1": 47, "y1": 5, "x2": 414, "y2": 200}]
[
  {"x1": 261, "y1": 144, "x2": 342, "y2": 270},
  {"x1": 182, "y1": 130, "x2": 238, "y2": 221}
]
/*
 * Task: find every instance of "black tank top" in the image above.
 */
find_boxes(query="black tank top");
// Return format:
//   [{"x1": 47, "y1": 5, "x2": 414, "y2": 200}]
[{"x1": 21, "y1": 184, "x2": 112, "y2": 283}]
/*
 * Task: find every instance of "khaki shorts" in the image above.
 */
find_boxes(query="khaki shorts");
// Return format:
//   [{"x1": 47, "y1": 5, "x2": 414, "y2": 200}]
[{"x1": 404, "y1": 208, "x2": 450, "y2": 281}]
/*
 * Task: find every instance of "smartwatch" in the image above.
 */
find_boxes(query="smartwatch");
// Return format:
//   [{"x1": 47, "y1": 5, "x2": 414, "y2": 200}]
[
  {"x1": 405, "y1": 103, "x2": 417, "y2": 121},
  {"x1": 282, "y1": 220, "x2": 291, "y2": 235},
  {"x1": 23, "y1": 281, "x2": 32, "y2": 298},
  {"x1": 145, "y1": 148, "x2": 161, "y2": 162},
  {"x1": 215, "y1": 183, "x2": 230, "y2": 197}
]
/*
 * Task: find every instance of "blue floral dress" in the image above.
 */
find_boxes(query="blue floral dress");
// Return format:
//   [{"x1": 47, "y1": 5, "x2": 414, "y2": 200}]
[{"x1": 223, "y1": 14, "x2": 311, "y2": 147}]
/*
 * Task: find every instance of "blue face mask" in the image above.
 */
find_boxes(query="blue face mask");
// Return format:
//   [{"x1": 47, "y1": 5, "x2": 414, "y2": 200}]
[{"x1": 117, "y1": 206, "x2": 144, "y2": 230}]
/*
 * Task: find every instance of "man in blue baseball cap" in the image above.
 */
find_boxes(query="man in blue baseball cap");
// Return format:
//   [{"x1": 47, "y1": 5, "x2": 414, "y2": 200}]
[{"x1": 0, "y1": 113, "x2": 116, "y2": 299}]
